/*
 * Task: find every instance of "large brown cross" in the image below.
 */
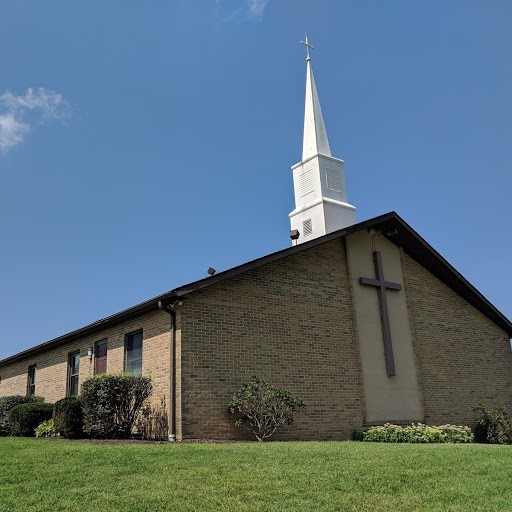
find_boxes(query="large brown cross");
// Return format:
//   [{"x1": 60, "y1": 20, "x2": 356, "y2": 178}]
[{"x1": 359, "y1": 251, "x2": 402, "y2": 377}]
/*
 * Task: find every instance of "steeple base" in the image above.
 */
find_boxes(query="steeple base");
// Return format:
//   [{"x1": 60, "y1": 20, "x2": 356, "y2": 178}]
[
  {"x1": 289, "y1": 153, "x2": 356, "y2": 245},
  {"x1": 289, "y1": 197, "x2": 356, "y2": 245}
]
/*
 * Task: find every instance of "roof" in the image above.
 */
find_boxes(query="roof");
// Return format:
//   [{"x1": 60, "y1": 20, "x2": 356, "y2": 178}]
[{"x1": 1, "y1": 211, "x2": 511, "y2": 366}]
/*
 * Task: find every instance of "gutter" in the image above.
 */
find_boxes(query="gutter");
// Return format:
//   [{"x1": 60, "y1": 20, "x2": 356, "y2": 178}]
[{"x1": 158, "y1": 300, "x2": 178, "y2": 442}]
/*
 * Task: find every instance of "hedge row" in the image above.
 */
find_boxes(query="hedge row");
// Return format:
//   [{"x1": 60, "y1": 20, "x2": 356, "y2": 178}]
[
  {"x1": 0, "y1": 373, "x2": 153, "y2": 439},
  {"x1": 0, "y1": 395, "x2": 44, "y2": 436},
  {"x1": 8, "y1": 403, "x2": 55, "y2": 437},
  {"x1": 352, "y1": 423, "x2": 474, "y2": 443}
]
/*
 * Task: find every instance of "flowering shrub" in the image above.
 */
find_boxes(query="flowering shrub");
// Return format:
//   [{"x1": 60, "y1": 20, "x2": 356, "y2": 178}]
[
  {"x1": 228, "y1": 376, "x2": 307, "y2": 441},
  {"x1": 353, "y1": 423, "x2": 473, "y2": 443}
]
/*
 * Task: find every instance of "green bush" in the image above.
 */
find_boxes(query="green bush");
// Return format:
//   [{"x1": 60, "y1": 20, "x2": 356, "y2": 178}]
[
  {"x1": 228, "y1": 376, "x2": 307, "y2": 441},
  {"x1": 8, "y1": 402, "x2": 54, "y2": 437},
  {"x1": 35, "y1": 418, "x2": 57, "y2": 438},
  {"x1": 0, "y1": 395, "x2": 44, "y2": 436},
  {"x1": 471, "y1": 404, "x2": 512, "y2": 445},
  {"x1": 81, "y1": 373, "x2": 153, "y2": 439},
  {"x1": 53, "y1": 396, "x2": 83, "y2": 439},
  {"x1": 354, "y1": 423, "x2": 473, "y2": 443},
  {"x1": 351, "y1": 429, "x2": 368, "y2": 441}
]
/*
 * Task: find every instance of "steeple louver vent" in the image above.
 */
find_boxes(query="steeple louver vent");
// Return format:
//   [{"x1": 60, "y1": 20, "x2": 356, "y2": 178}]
[
  {"x1": 300, "y1": 170, "x2": 314, "y2": 196},
  {"x1": 303, "y1": 218, "x2": 313, "y2": 237},
  {"x1": 326, "y1": 167, "x2": 341, "y2": 192}
]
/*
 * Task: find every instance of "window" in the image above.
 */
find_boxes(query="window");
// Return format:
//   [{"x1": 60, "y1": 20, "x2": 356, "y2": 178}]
[
  {"x1": 68, "y1": 352, "x2": 80, "y2": 396},
  {"x1": 126, "y1": 331, "x2": 143, "y2": 373},
  {"x1": 27, "y1": 365, "x2": 36, "y2": 396}
]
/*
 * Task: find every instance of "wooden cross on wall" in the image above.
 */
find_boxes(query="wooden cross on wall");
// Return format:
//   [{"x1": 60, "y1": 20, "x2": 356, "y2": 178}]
[{"x1": 359, "y1": 251, "x2": 402, "y2": 377}]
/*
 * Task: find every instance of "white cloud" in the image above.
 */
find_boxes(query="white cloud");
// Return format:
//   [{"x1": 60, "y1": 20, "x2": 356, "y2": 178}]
[
  {"x1": 216, "y1": 0, "x2": 269, "y2": 21},
  {"x1": 0, "y1": 113, "x2": 30, "y2": 153},
  {"x1": 247, "y1": 0, "x2": 269, "y2": 17},
  {"x1": 0, "y1": 88, "x2": 70, "y2": 154}
]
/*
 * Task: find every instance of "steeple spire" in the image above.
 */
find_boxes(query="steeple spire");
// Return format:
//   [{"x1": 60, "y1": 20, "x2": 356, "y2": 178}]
[
  {"x1": 300, "y1": 35, "x2": 331, "y2": 160},
  {"x1": 288, "y1": 36, "x2": 356, "y2": 244},
  {"x1": 302, "y1": 52, "x2": 331, "y2": 160}
]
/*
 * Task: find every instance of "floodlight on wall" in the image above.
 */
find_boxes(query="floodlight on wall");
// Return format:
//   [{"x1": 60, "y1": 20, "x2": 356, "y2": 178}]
[
  {"x1": 87, "y1": 347, "x2": 93, "y2": 360},
  {"x1": 289, "y1": 229, "x2": 300, "y2": 246},
  {"x1": 207, "y1": 267, "x2": 216, "y2": 276}
]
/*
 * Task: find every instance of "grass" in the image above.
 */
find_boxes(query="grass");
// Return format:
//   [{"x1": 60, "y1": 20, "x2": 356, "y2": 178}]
[{"x1": 0, "y1": 439, "x2": 511, "y2": 511}]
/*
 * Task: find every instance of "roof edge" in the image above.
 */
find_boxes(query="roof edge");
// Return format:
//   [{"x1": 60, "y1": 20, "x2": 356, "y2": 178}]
[
  {"x1": 0, "y1": 291, "x2": 179, "y2": 366},
  {"x1": 1, "y1": 210, "x2": 510, "y2": 366}
]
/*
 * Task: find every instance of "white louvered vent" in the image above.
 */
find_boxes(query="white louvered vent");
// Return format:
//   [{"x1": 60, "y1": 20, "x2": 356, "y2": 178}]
[
  {"x1": 300, "y1": 170, "x2": 314, "y2": 196},
  {"x1": 326, "y1": 167, "x2": 341, "y2": 192},
  {"x1": 303, "y1": 218, "x2": 313, "y2": 237}
]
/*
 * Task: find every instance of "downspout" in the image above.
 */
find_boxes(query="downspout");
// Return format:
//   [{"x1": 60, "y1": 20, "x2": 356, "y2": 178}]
[{"x1": 158, "y1": 300, "x2": 177, "y2": 442}]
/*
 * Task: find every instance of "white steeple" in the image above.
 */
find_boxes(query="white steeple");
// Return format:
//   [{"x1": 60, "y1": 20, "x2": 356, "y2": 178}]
[
  {"x1": 289, "y1": 36, "x2": 356, "y2": 244},
  {"x1": 302, "y1": 54, "x2": 331, "y2": 160}
]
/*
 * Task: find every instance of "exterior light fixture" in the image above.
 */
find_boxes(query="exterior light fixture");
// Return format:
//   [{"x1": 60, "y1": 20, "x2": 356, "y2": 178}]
[
  {"x1": 207, "y1": 267, "x2": 216, "y2": 276},
  {"x1": 87, "y1": 347, "x2": 93, "y2": 360},
  {"x1": 289, "y1": 229, "x2": 300, "y2": 245}
]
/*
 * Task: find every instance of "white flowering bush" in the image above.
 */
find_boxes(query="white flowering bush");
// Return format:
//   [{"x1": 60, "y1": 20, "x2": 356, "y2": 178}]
[{"x1": 353, "y1": 423, "x2": 473, "y2": 443}]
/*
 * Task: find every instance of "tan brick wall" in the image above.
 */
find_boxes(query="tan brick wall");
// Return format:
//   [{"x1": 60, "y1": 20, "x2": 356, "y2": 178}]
[
  {"x1": 1, "y1": 238, "x2": 510, "y2": 441},
  {"x1": 402, "y1": 253, "x2": 512, "y2": 427},
  {"x1": 0, "y1": 310, "x2": 171, "y2": 409},
  {"x1": 178, "y1": 239, "x2": 366, "y2": 441}
]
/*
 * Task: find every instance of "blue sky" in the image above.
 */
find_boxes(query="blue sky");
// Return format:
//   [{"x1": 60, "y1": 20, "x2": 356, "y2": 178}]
[{"x1": 1, "y1": 1, "x2": 511, "y2": 359}]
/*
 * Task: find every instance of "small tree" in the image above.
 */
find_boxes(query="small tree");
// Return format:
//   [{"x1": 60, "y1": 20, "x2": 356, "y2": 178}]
[{"x1": 228, "y1": 376, "x2": 307, "y2": 441}]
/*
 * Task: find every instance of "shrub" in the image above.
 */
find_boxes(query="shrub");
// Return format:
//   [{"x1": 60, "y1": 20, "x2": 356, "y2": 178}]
[
  {"x1": 35, "y1": 418, "x2": 57, "y2": 438},
  {"x1": 54, "y1": 396, "x2": 83, "y2": 439},
  {"x1": 355, "y1": 423, "x2": 473, "y2": 443},
  {"x1": 0, "y1": 395, "x2": 44, "y2": 436},
  {"x1": 8, "y1": 402, "x2": 54, "y2": 437},
  {"x1": 81, "y1": 373, "x2": 153, "y2": 439},
  {"x1": 351, "y1": 429, "x2": 368, "y2": 441},
  {"x1": 470, "y1": 404, "x2": 512, "y2": 445},
  {"x1": 228, "y1": 376, "x2": 307, "y2": 441}
]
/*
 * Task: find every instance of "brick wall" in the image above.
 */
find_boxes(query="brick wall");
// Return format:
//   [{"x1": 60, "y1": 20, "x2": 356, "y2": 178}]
[
  {"x1": 178, "y1": 239, "x2": 366, "y2": 441},
  {"x1": 1, "y1": 237, "x2": 510, "y2": 441},
  {"x1": 0, "y1": 310, "x2": 171, "y2": 409},
  {"x1": 402, "y1": 252, "x2": 512, "y2": 427}
]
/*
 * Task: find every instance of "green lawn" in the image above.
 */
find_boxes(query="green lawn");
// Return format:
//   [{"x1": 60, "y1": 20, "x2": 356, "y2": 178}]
[{"x1": 0, "y1": 439, "x2": 511, "y2": 511}]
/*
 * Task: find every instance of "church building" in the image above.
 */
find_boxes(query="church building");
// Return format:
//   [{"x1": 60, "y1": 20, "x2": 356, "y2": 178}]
[{"x1": 1, "y1": 41, "x2": 511, "y2": 441}]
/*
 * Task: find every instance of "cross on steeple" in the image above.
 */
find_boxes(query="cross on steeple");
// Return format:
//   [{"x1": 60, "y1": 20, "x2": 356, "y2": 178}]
[
  {"x1": 359, "y1": 251, "x2": 402, "y2": 377},
  {"x1": 301, "y1": 34, "x2": 314, "y2": 61}
]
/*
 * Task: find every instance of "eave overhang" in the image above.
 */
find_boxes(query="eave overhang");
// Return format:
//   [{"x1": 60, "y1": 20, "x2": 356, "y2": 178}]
[{"x1": 1, "y1": 211, "x2": 510, "y2": 366}]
